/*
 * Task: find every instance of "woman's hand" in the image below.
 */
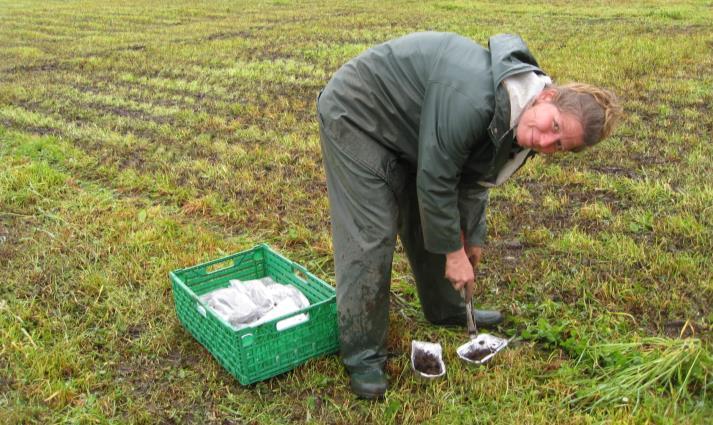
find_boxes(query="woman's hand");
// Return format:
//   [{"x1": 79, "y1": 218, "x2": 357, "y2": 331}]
[{"x1": 445, "y1": 248, "x2": 474, "y2": 292}]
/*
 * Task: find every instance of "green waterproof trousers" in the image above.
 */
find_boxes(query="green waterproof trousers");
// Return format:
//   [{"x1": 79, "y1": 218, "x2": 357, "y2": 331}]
[{"x1": 317, "y1": 97, "x2": 467, "y2": 374}]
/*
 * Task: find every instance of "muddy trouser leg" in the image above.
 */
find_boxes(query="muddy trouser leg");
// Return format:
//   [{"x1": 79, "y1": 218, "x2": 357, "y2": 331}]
[
  {"x1": 397, "y1": 179, "x2": 467, "y2": 324},
  {"x1": 318, "y1": 121, "x2": 399, "y2": 374}
]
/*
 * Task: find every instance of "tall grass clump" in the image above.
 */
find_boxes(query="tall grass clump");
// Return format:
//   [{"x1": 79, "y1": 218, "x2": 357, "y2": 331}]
[{"x1": 570, "y1": 336, "x2": 712, "y2": 412}]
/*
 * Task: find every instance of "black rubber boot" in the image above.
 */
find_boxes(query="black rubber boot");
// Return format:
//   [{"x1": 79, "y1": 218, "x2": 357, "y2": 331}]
[
  {"x1": 431, "y1": 309, "x2": 504, "y2": 328},
  {"x1": 350, "y1": 369, "x2": 388, "y2": 399}
]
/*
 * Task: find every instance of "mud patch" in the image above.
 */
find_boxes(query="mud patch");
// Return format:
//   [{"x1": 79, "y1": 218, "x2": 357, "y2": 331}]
[
  {"x1": 0, "y1": 61, "x2": 65, "y2": 74},
  {"x1": 0, "y1": 376, "x2": 15, "y2": 392},
  {"x1": 83, "y1": 102, "x2": 173, "y2": 125},
  {"x1": 205, "y1": 30, "x2": 253, "y2": 41},
  {"x1": 122, "y1": 44, "x2": 146, "y2": 51},
  {"x1": 548, "y1": 289, "x2": 579, "y2": 304},
  {"x1": 0, "y1": 223, "x2": 9, "y2": 249},
  {"x1": 662, "y1": 320, "x2": 697, "y2": 339},
  {"x1": 26, "y1": 125, "x2": 57, "y2": 136},
  {"x1": 126, "y1": 324, "x2": 145, "y2": 340},
  {"x1": 502, "y1": 239, "x2": 524, "y2": 250}
]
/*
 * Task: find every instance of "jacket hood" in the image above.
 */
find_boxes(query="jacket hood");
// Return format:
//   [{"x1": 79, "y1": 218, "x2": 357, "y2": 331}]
[{"x1": 488, "y1": 34, "x2": 543, "y2": 90}]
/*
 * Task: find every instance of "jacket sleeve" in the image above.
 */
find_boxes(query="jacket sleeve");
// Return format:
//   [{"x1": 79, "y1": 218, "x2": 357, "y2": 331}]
[
  {"x1": 458, "y1": 184, "x2": 489, "y2": 247},
  {"x1": 416, "y1": 82, "x2": 491, "y2": 254}
]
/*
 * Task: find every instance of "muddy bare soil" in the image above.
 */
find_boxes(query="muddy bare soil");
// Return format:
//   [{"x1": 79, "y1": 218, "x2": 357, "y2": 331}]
[{"x1": 413, "y1": 350, "x2": 442, "y2": 375}]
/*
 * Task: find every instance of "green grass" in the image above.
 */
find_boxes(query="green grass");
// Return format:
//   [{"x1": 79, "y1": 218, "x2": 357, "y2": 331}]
[{"x1": 1, "y1": 0, "x2": 712, "y2": 423}]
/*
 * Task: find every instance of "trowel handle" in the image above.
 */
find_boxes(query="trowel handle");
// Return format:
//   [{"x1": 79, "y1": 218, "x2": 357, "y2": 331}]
[
  {"x1": 459, "y1": 287, "x2": 473, "y2": 306},
  {"x1": 461, "y1": 288, "x2": 478, "y2": 338}
]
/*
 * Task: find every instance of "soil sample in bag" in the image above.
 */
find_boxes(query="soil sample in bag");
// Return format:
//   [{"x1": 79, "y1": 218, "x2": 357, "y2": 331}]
[
  {"x1": 463, "y1": 339, "x2": 494, "y2": 362},
  {"x1": 413, "y1": 350, "x2": 443, "y2": 375}
]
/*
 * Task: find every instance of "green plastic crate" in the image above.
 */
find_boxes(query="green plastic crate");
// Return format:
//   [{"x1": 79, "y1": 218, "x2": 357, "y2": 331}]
[{"x1": 170, "y1": 244, "x2": 339, "y2": 385}]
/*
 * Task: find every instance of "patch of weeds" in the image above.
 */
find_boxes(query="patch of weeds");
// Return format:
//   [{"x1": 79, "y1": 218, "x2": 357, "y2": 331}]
[
  {"x1": 656, "y1": 213, "x2": 707, "y2": 244},
  {"x1": 521, "y1": 318, "x2": 589, "y2": 358},
  {"x1": 521, "y1": 225, "x2": 553, "y2": 246},
  {"x1": 490, "y1": 182, "x2": 533, "y2": 205},
  {"x1": 600, "y1": 234, "x2": 646, "y2": 266},
  {"x1": 577, "y1": 201, "x2": 612, "y2": 222},
  {"x1": 521, "y1": 317, "x2": 712, "y2": 413},
  {"x1": 649, "y1": 8, "x2": 687, "y2": 20},
  {"x1": 625, "y1": 209, "x2": 655, "y2": 234},
  {"x1": 570, "y1": 337, "x2": 712, "y2": 412},
  {"x1": 541, "y1": 193, "x2": 567, "y2": 214},
  {"x1": 0, "y1": 161, "x2": 68, "y2": 211},
  {"x1": 487, "y1": 209, "x2": 511, "y2": 237},
  {"x1": 616, "y1": 178, "x2": 676, "y2": 207},
  {"x1": 550, "y1": 227, "x2": 601, "y2": 256}
]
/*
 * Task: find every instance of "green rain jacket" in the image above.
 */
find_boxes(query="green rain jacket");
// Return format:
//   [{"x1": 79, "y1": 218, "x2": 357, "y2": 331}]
[{"x1": 320, "y1": 32, "x2": 544, "y2": 254}]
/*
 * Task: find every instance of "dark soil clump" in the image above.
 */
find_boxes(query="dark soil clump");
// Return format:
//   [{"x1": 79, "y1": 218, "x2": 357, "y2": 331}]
[
  {"x1": 413, "y1": 350, "x2": 442, "y2": 375},
  {"x1": 463, "y1": 340, "x2": 494, "y2": 362}
]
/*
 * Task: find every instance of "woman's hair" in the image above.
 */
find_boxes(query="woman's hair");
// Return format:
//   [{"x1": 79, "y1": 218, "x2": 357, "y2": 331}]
[{"x1": 548, "y1": 83, "x2": 623, "y2": 151}]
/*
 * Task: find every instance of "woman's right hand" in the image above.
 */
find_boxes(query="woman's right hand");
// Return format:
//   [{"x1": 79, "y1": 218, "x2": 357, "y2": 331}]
[{"x1": 445, "y1": 248, "x2": 475, "y2": 292}]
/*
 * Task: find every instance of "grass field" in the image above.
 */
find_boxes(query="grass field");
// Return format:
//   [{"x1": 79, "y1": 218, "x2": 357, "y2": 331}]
[{"x1": 1, "y1": 0, "x2": 712, "y2": 423}]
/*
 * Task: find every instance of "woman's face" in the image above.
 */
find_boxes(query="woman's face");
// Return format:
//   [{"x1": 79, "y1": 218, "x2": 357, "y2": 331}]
[{"x1": 516, "y1": 90, "x2": 585, "y2": 154}]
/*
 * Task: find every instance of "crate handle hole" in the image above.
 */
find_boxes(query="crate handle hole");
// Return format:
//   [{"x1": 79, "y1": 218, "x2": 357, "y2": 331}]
[
  {"x1": 276, "y1": 313, "x2": 309, "y2": 331},
  {"x1": 292, "y1": 268, "x2": 308, "y2": 283},
  {"x1": 206, "y1": 259, "x2": 234, "y2": 274},
  {"x1": 241, "y1": 333, "x2": 254, "y2": 347}
]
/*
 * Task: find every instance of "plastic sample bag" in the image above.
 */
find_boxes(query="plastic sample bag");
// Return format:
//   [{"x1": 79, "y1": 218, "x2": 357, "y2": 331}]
[{"x1": 199, "y1": 277, "x2": 310, "y2": 330}]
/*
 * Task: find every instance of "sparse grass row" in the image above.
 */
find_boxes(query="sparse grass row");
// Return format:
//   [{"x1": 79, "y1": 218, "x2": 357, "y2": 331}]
[
  {"x1": 0, "y1": 7, "x2": 415, "y2": 69},
  {"x1": 0, "y1": 97, "x2": 321, "y2": 168},
  {"x1": 0, "y1": 122, "x2": 329, "y2": 253},
  {"x1": 5, "y1": 3, "x2": 700, "y2": 80},
  {"x1": 0, "y1": 78, "x2": 185, "y2": 122},
  {"x1": 1, "y1": 68, "x2": 321, "y2": 132}
]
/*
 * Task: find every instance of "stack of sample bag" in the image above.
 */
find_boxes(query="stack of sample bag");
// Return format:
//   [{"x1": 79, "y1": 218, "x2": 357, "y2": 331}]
[{"x1": 199, "y1": 277, "x2": 310, "y2": 330}]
